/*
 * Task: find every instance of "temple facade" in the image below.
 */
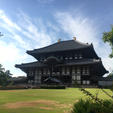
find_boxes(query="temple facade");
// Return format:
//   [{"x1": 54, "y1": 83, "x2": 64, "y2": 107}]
[{"x1": 15, "y1": 38, "x2": 108, "y2": 86}]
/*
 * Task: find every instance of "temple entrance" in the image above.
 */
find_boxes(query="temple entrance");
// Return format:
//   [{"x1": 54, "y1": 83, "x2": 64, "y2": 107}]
[
  {"x1": 42, "y1": 56, "x2": 62, "y2": 85},
  {"x1": 42, "y1": 76, "x2": 61, "y2": 84}
]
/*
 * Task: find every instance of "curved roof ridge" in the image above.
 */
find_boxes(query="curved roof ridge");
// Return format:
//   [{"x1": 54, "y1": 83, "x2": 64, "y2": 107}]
[
  {"x1": 27, "y1": 41, "x2": 60, "y2": 53},
  {"x1": 74, "y1": 39, "x2": 90, "y2": 46},
  {"x1": 15, "y1": 61, "x2": 38, "y2": 66},
  {"x1": 27, "y1": 39, "x2": 91, "y2": 54}
]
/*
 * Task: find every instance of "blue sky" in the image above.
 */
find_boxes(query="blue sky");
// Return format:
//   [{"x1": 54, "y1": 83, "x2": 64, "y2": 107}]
[{"x1": 0, "y1": 0, "x2": 113, "y2": 76}]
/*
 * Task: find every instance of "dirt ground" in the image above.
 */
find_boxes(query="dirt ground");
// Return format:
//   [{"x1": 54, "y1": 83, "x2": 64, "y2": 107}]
[{"x1": 3, "y1": 99, "x2": 72, "y2": 110}]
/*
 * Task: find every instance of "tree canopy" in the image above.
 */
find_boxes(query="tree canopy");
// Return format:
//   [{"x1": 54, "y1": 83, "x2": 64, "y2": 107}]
[
  {"x1": 102, "y1": 26, "x2": 113, "y2": 58},
  {"x1": 0, "y1": 64, "x2": 12, "y2": 87}
]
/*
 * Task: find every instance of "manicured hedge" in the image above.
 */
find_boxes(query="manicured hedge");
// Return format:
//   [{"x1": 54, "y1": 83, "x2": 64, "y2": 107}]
[
  {"x1": 40, "y1": 85, "x2": 66, "y2": 89},
  {"x1": 0, "y1": 86, "x2": 27, "y2": 90},
  {"x1": 0, "y1": 85, "x2": 66, "y2": 90}
]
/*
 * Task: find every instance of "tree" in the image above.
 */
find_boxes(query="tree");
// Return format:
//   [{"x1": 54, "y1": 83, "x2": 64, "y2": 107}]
[
  {"x1": 102, "y1": 26, "x2": 113, "y2": 91},
  {"x1": 102, "y1": 26, "x2": 113, "y2": 58},
  {"x1": 0, "y1": 64, "x2": 4, "y2": 72},
  {"x1": 0, "y1": 64, "x2": 12, "y2": 87},
  {"x1": 108, "y1": 71, "x2": 113, "y2": 77}
]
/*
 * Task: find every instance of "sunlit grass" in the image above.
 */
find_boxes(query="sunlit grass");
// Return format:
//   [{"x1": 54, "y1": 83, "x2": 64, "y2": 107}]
[{"x1": 0, "y1": 88, "x2": 112, "y2": 113}]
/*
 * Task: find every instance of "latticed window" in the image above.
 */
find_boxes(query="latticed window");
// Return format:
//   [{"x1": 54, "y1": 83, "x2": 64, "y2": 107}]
[
  {"x1": 82, "y1": 66, "x2": 89, "y2": 75},
  {"x1": 66, "y1": 67, "x2": 70, "y2": 74},
  {"x1": 72, "y1": 67, "x2": 75, "y2": 74},
  {"x1": 62, "y1": 67, "x2": 65, "y2": 74},
  {"x1": 82, "y1": 80, "x2": 86, "y2": 84},
  {"x1": 27, "y1": 71, "x2": 30, "y2": 76},
  {"x1": 77, "y1": 81, "x2": 81, "y2": 84},
  {"x1": 74, "y1": 54, "x2": 77, "y2": 59},
  {"x1": 52, "y1": 72, "x2": 55, "y2": 74},
  {"x1": 47, "y1": 69, "x2": 50, "y2": 74},
  {"x1": 77, "y1": 75, "x2": 81, "y2": 80},
  {"x1": 72, "y1": 76, "x2": 76, "y2": 80},
  {"x1": 56, "y1": 72, "x2": 60, "y2": 75},
  {"x1": 37, "y1": 75, "x2": 41, "y2": 83},
  {"x1": 60, "y1": 56, "x2": 63, "y2": 60},
  {"x1": 87, "y1": 80, "x2": 90, "y2": 84},
  {"x1": 37, "y1": 76, "x2": 41, "y2": 80},
  {"x1": 82, "y1": 67, "x2": 85, "y2": 74},
  {"x1": 35, "y1": 70, "x2": 38, "y2": 76},
  {"x1": 79, "y1": 54, "x2": 82, "y2": 59},
  {"x1": 65, "y1": 57, "x2": 68, "y2": 60},
  {"x1": 29, "y1": 71, "x2": 34, "y2": 76},
  {"x1": 39, "y1": 69, "x2": 41, "y2": 75},
  {"x1": 82, "y1": 80, "x2": 90, "y2": 85},
  {"x1": 77, "y1": 67, "x2": 80, "y2": 74},
  {"x1": 43, "y1": 68, "x2": 46, "y2": 75},
  {"x1": 69, "y1": 57, "x2": 73, "y2": 60},
  {"x1": 72, "y1": 67, "x2": 77, "y2": 74}
]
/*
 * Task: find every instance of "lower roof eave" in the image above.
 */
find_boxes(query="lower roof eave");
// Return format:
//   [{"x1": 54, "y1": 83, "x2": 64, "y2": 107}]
[{"x1": 56, "y1": 62, "x2": 99, "y2": 67}]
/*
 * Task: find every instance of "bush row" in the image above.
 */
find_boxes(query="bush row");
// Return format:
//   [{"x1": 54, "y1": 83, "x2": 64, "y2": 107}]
[
  {"x1": 0, "y1": 85, "x2": 66, "y2": 90},
  {"x1": 71, "y1": 99, "x2": 113, "y2": 113},
  {"x1": 0, "y1": 86, "x2": 27, "y2": 90},
  {"x1": 40, "y1": 85, "x2": 66, "y2": 89}
]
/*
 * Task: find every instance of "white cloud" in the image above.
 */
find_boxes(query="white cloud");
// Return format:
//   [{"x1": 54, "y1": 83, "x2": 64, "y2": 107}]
[
  {"x1": 0, "y1": 41, "x2": 20, "y2": 63},
  {"x1": 0, "y1": 9, "x2": 54, "y2": 76},
  {"x1": 55, "y1": 12, "x2": 99, "y2": 45},
  {"x1": 17, "y1": 11, "x2": 53, "y2": 48},
  {"x1": 0, "y1": 41, "x2": 28, "y2": 76},
  {"x1": 0, "y1": 22, "x2": 31, "y2": 49},
  {"x1": 0, "y1": 9, "x2": 112, "y2": 77},
  {"x1": 0, "y1": 9, "x2": 53, "y2": 49},
  {"x1": 47, "y1": 22, "x2": 60, "y2": 32},
  {"x1": 55, "y1": 12, "x2": 113, "y2": 74},
  {"x1": 0, "y1": 10, "x2": 31, "y2": 50},
  {"x1": 0, "y1": 10, "x2": 21, "y2": 31}
]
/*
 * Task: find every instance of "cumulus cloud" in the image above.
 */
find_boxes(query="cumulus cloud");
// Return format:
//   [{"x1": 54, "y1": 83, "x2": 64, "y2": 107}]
[{"x1": 55, "y1": 12, "x2": 113, "y2": 74}]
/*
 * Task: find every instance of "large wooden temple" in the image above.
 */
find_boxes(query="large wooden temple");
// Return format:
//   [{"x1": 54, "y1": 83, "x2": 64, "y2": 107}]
[{"x1": 15, "y1": 38, "x2": 108, "y2": 86}]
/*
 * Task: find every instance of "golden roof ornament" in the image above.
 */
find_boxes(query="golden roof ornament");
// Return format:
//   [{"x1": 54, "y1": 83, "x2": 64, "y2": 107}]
[
  {"x1": 58, "y1": 38, "x2": 61, "y2": 42},
  {"x1": 73, "y1": 37, "x2": 76, "y2": 40}
]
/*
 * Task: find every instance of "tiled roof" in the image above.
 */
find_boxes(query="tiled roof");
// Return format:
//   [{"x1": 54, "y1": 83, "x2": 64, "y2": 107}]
[
  {"x1": 15, "y1": 59, "x2": 100, "y2": 68},
  {"x1": 27, "y1": 40, "x2": 90, "y2": 54},
  {"x1": 15, "y1": 61, "x2": 46, "y2": 68},
  {"x1": 62, "y1": 59, "x2": 101, "y2": 66}
]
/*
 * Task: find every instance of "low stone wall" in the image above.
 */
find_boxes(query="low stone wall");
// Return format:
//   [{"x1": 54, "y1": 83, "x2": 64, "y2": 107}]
[
  {"x1": 98, "y1": 81, "x2": 113, "y2": 87},
  {"x1": 0, "y1": 85, "x2": 66, "y2": 90}
]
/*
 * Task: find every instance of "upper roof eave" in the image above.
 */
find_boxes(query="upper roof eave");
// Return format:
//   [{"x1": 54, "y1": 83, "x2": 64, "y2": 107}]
[
  {"x1": 15, "y1": 61, "x2": 46, "y2": 69},
  {"x1": 27, "y1": 40, "x2": 91, "y2": 55},
  {"x1": 15, "y1": 59, "x2": 102, "y2": 68}
]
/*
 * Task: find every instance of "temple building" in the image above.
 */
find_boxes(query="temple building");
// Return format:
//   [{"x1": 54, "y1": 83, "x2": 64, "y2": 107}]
[{"x1": 15, "y1": 38, "x2": 108, "y2": 86}]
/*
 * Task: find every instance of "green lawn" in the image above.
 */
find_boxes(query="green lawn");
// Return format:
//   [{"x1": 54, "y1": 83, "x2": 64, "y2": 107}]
[{"x1": 0, "y1": 88, "x2": 112, "y2": 113}]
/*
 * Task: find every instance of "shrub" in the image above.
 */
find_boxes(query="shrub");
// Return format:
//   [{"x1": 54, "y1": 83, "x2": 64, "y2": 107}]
[
  {"x1": 0, "y1": 85, "x2": 27, "y2": 90},
  {"x1": 40, "y1": 85, "x2": 66, "y2": 89},
  {"x1": 71, "y1": 99, "x2": 113, "y2": 113}
]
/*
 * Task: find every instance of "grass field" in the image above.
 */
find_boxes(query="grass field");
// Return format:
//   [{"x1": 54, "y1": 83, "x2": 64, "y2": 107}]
[{"x1": 0, "y1": 88, "x2": 112, "y2": 113}]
